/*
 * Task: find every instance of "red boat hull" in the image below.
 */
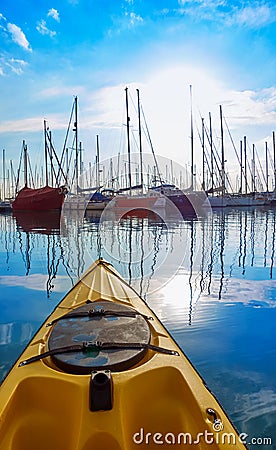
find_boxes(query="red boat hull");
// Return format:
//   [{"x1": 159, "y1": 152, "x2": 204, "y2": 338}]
[
  {"x1": 113, "y1": 194, "x2": 164, "y2": 209},
  {"x1": 11, "y1": 186, "x2": 66, "y2": 211}
]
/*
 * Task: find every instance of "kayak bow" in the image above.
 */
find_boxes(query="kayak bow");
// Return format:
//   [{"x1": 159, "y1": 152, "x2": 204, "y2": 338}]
[{"x1": 0, "y1": 259, "x2": 247, "y2": 449}]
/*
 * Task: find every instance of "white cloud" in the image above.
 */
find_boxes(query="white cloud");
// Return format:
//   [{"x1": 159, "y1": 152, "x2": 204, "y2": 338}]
[
  {"x1": 7, "y1": 23, "x2": 32, "y2": 51},
  {"x1": 0, "y1": 274, "x2": 70, "y2": 292},
  {"x1": 36, "y1": 19, "x2": 56, "y2": 37},
  {"x1": 0, "y1": 116, "x2": 47, "y2": 133},
  {"x1": 125, "y1": 11, "x2": 143, "y2": 27},
  {"x1": 47, "y1": 8, "x2": 60, "y2": 22},
  {"x1": 5, "y1": 58, "x2": 27, "y2": 75},
  {"x1": 228, "y1": 4, "x2": 274, "y2": 28},
  {"x1": 36, "y1": 8, "x2": 60, "y2": 37},
  {"x1": 0, "y1": 55, "x2": 28, "y2": 76},
  {"x1": 178, "y1": 0, "x2": 225, "y2": 6},
  {"x1": 81, "y1": 65, "x2": 276, "y2": 168},
  {"x1": 176, "y1": 1, "x2": 276, "y2": 29},
  {"x1": 1, "y1": 64, "x2": 275, "y2": 173},
  {"x1": 109, "y1": 9, "x2": 144, "y2": 35},
  {"x1": 219, "y1": 87, "x2": 276, "y2": 128}
]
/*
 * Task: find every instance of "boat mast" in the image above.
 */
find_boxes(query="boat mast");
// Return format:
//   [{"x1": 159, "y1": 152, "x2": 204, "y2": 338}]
[
  {"x1": 96, "y1": 135, "x2": 100, "y2": 187},
  {"x1": 189, "y1": 85, "x2": 194, "y2": 190},
  {"x1": 273, "y1": 131, "x2": 276, "y2": 191},
  {"x1": 74, "y1": 96, "x2": 79, "y2": 193},
  {"x1": 7, "y1": 165, "x2": 10, "y2": 199},
  {"x1": 2, "y1": 149, "x2": 5, "y2": 200},
  {"x1": 44, "y1": 120, "x2": 49, "y2": 186},
  {"x1": 240, "y1": 140, "x2": 243, "y2": 193},
  {"x1": 66, "y1": 148, "x2": 69, "y2": 184},
  {"x1": 110, "y1": 158, "x2": 114, "y2": 189},
  {"x1": 23, "y1": 140, "x2": 28, "y2": 188},
  {"x1": 79, "y1": 141, "x2": 83, "y2": 189},
  {"x1": 136, "y1": 89, "x2": 144, "y2": 191},
  {"x1": 49, "y1": 130, "x2": 54, "y2": 187},
  {"x1": 219, "y1": 105, "x2": 225, "y2": 196},
  {"x1": 10, "y1": 159, "x2": 15, "y2": 199},
  {"x1": 201, "y1": 118, "x2": 205, "y2": 191},
  {"x1": 244, "y1": 136, "x2": 247, "y2": 195},
  {"x1": 252, "y1": 144, "x2": 256, "y2": 192},
  {"x1": 209, "y1": 112, "x2": 214, "y2": 194},
  {"x1": 125, "y1": 87, "x2": 132, "y2": 193},
  {"x1": 265, "y1": 141, "x2": 269, "y2": 192}
]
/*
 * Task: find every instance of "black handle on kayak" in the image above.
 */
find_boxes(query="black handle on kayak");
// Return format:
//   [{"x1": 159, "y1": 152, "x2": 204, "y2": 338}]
[
  {"x1": 46, "y1": 308, "x2": 153, "y2": 326},
  {"x1": 18, "y1": 341, "x2": 179, "y2": 367}
]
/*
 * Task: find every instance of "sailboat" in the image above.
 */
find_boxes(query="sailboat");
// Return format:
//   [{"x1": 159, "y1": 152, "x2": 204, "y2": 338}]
[
  {"x1": 11, "y1": 138, "x2": 67, "y2": 212},
  {"x1": 113, "y1": 88, "x2": 166, "y2": 213},
  {"x1": 149, "y1": 183, "x2": 206, "y2": 215},
  {"x1": 150, "y1": 86, "x2": 207, "y2": 216},
  {"x1": 204, "y1": 109, "x2": 269, "y2": 208},
  {"x1": 0, "y1": 149, "x2": 12, "y2": 212}
]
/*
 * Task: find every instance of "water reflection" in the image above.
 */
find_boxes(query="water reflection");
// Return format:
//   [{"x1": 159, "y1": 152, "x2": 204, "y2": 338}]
[
  {"x1": 1, "y1": 205, "x2": 276, "y2": 350},
  {"x1": 1, "y1": 207, "x2": 276, "y2": 305},
  {"x1": 13, "y1": 210, "x2": 62, "y2": 235}
]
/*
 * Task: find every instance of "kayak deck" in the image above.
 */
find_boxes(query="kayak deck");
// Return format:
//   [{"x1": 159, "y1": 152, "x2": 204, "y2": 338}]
[{"x1": 0, "y1": 259, "x2": 246, "y2": 450}]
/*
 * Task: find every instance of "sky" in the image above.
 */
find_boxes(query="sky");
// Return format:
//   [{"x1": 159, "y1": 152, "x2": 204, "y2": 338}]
[{"x1": 1, "y1": 0, "x2": 276, "y2": 190}]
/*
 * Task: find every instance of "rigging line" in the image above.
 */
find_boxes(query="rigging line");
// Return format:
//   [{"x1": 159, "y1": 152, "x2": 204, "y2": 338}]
[
  {"x1": 140, "y1": 104, "x2": 163, "y2": 185},
  {"x1": 197, "y1": 122, "x2": 234, "y2": 193},
  {"x1": 15, "y1": 142, "x2": 24, "y2": 194},
  {"x1": 202, "y1": 121, "x2": 224, "y2": 185},
  {"x1": 56, "y1": 101, "x2": 75, "y2": 184},
  {"x1": 223, "y1": 117, "x2": 251, "y2": 192},
  {"x1": 266, "y1": 142, "x2": 275, "y2": 171},
  {"x1": 243, "y1": 140, "x2": 257, "y2": 192},
  {"x1": 254, "y1": 143, "x2": 267, "y2": 189},
  {"x1": 224, "y1": 116, "x2": 264, "y2": 191},
  {"x1": 196, "y1": 122, "x2": 212, "y2": 179},
  {"x1": 26, "y1": 153, "x2": 35, "y2": 188},
  {"x1": 45, "y1": 129, "x2": 67, "y2": 186},
  {"x1": 255, "y1": 165, "x2": 264, "y2": 191}
]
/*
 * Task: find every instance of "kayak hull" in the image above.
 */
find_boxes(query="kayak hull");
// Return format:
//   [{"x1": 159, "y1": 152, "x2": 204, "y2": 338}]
[{"x1": 0, "y1": 259, "x2": 247, "y2": 449}]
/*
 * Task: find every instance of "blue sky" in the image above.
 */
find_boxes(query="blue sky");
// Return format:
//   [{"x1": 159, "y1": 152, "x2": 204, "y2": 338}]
[{"x1": 1, "y1": 0, "x2": 276, "y2": 188}]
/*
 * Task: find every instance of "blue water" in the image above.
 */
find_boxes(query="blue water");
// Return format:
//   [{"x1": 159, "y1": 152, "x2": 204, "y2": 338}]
[{"x1": 0, "y1": 207, "x2": 275, "y2": 449}]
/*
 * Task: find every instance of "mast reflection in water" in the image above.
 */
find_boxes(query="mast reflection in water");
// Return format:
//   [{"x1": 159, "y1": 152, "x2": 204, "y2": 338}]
[{"x1": 0, "y1": 206, "x2": 275, "y2": 447}]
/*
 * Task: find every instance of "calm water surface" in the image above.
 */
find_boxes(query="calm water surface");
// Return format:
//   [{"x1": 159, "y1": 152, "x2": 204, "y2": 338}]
[{"x1": 0, "y1": 206, "x2": 275, "y2": 449}]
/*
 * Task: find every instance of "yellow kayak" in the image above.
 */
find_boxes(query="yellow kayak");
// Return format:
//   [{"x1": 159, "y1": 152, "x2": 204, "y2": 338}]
[{"x1": 0, "y1": 259, "x2": 247, "y2": 449}]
